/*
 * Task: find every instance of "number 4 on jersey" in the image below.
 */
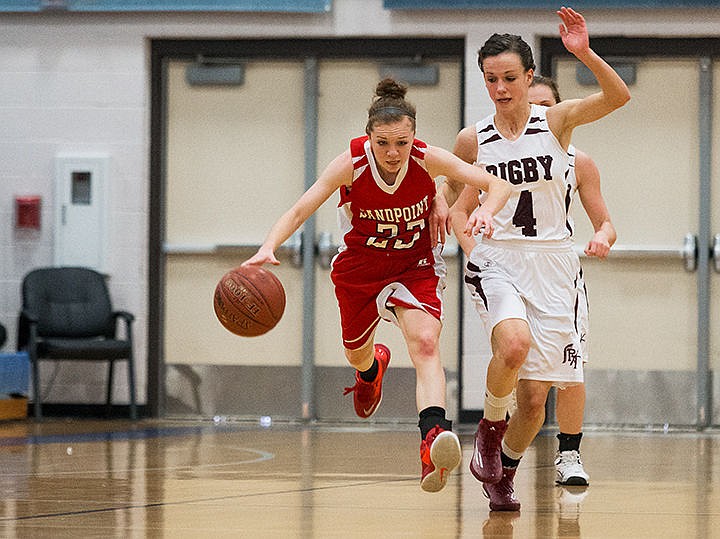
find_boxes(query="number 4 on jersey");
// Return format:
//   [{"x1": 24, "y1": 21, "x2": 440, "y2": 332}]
[{"x1": 513, "y1": 190, "x2": 537, "y2": 237}]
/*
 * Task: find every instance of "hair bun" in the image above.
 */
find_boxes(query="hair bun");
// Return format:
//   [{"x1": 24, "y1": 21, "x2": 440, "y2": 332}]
[{"x1": 375, "y1": 77, "x2": 408, "y2": 100}]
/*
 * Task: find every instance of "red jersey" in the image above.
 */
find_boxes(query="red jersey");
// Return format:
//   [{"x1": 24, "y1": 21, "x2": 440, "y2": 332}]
[
  {"x1": 330, "y1": 136, "x2": 445, "y2": 350},
  {"x1": 336, "y1": 136, "x2": 436, "y2": 260}
]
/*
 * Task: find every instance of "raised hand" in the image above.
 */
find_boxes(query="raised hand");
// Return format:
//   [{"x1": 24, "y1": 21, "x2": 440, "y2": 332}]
[{"x1": 557, "y1": 7, "x2": 589, "y2": 57}]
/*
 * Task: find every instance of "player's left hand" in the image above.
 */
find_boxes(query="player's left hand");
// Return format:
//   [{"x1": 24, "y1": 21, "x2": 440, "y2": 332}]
[
  {"x1": 584, "y1": 230, "x2": 611, "y2": 259},
  {"x1": 557, "y1": 7, "x2": 589, "y2": 57}
]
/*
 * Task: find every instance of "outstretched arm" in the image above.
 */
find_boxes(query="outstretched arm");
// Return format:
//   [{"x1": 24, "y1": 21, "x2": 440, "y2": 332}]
[
  {"x1": 434, "y1": 125, "x2": 479, "y2": 211},
  {"x1": 426, "y1": 144, "x2": 511, "y2": 238},
  {"x1": 243, "y1": 151, "x2": 352, "y2": 266}
]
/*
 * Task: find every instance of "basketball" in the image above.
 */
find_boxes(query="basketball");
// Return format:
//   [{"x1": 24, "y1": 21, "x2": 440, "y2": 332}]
[{"x1": 213, "y1": 265, "x2": 286, "y2": 337}]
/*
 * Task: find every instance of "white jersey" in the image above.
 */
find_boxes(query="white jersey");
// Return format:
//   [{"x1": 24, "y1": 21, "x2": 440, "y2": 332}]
[
  {"x1": 476, "y1": 104, "x2": 572, "y2": 242},
  {"x1": 466, "y1": 107, "x2": 586, "y2": 383}
]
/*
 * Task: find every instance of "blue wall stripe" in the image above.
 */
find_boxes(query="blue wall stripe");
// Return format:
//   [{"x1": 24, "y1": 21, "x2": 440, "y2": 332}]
[
  {"x1": 0, "y1": 0, "x2": 331, "y2": 12},
  {"x1": 384, "y1": 0, "x2": 720, "y2": 8}
]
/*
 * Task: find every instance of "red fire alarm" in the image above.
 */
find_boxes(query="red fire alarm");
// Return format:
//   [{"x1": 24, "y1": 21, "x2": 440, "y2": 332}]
[{"x1": 16, "y1": 196, "x2": 42, "y2": 229}]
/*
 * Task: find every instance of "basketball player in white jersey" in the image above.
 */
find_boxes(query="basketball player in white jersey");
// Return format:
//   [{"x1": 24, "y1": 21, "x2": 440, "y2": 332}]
[
  {"x1": 448, "y1": 7, "x2": 630, "y2": 511},
  {"x1": 458, "y1": 75, "x2": 617, "y2": 489}
]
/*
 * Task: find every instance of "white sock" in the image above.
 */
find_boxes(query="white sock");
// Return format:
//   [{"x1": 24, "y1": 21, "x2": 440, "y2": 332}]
[{"x1": 483, "y1": 390, "x2": 513, "y2": 422}]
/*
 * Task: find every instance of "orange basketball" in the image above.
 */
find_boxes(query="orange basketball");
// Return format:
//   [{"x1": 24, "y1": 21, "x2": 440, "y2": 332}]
[{"x1": 213, "y1": 265, "x2": 286, "y2": 337}]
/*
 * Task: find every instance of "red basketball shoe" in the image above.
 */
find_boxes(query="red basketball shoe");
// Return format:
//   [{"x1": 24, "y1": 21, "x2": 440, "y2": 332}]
[
  {"x1": 343, "y1": 344, "x2": 390, "y2": 418},
  {"x1": 483, "y1": 466, "x2": 521, "y2": 511},
  {"x1": 420, "y1": 426, "x2": 462, "y2": 492},
  {"x1": 469, "y1": 418, "x2": 507, "y2": 484}
]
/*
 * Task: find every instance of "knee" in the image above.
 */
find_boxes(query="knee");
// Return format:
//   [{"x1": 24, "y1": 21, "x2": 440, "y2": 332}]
[
  {"x1": 496, "y1": 333, "x2": 531, "y2": 370},
  {"x1": 417, "y1": 329, "x2": 440, "y2": 357},
  {"x1": 408, "y1": 330, "x2": 440, "y2": 365}
]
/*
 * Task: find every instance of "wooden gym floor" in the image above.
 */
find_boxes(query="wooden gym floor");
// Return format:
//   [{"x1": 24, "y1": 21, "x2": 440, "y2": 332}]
[{"x1": 0, "y1": 418, "x2": 718, "y2": 538}]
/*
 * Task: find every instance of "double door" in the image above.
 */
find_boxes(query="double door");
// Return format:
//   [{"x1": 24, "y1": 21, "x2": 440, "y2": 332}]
[
  {"x1": 154, "y1": 39, "x2": 464, "y2": 420},
  {"x1": 155, "y1": 39, "x2": 720, "y2": 428}
]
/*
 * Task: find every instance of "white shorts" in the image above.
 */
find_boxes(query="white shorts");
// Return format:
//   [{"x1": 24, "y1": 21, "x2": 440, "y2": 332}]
[{"x1": 465, "y1": 237, "x2": 584, "y2": 385}]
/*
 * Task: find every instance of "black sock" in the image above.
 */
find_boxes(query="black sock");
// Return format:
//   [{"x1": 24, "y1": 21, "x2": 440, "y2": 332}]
[
  {"x1": 358, "y1": 359, "x2": 379, "y2": 382},
  {"x1": 557, "y1": 432, "x2": 583, "y2": 452},
  {"x1": 501, "y1": 452, "x2": 521, "y2": 469},
  {"x1": 418, "y1": 406, "x2": 451, "y2": 438}
]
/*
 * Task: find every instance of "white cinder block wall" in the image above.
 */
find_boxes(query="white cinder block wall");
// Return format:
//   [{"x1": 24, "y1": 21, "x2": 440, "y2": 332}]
[{"x1": 0, "y1": 0, "x2": 716, "y2": 406}]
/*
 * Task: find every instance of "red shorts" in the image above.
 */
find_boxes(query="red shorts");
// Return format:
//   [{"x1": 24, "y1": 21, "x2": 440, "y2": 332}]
[{"x1": 330, "y1": 247, "x2": 446, "y2": 350}]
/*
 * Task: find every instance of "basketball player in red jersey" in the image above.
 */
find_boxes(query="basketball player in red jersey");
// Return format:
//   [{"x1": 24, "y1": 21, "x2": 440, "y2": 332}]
[{"x1": 244, "y1": 78, "x2": 510, "y2": 492}]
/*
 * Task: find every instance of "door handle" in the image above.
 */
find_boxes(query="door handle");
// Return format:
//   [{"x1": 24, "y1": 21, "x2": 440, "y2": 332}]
[
  {"x1": 286, "y1": 230, "x2": 304, "y2": 269},
  {"x1": 682, "y1": 233, "x2": 697, "y2": 272},
  {"x1": 313, "y1": 233, "x2": 713, "y2": 271},
  {"x1": 317, "y1": 231, "x2": 337, "y2": 270},
  {"x1": 163, "y1": 230, "x2": 304, "y2": 268}
]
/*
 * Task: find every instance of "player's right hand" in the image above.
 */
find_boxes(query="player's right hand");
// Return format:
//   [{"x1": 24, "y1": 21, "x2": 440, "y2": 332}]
[
  {"x1": 464, "y1": 207, "x2": 494, "y2": 238},
  {"x1": 242, "y1": 246, "x2": 280, "y2": 266}
]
